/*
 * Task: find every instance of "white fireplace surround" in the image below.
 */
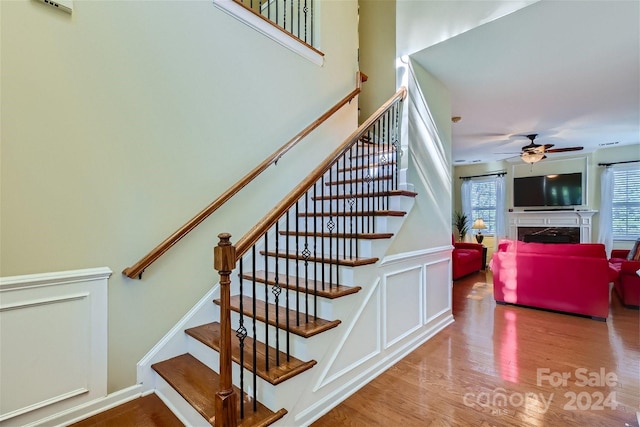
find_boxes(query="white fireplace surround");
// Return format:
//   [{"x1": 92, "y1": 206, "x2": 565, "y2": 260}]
[{"x1": 507, "y1": 210, "x2": 598, "y2": 243}]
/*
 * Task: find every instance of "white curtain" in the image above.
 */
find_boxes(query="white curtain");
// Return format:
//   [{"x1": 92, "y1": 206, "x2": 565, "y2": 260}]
[
  {"x1": 461, "y1": 179, "x2": 472, "y2": 241},
  {"x1": 597, "y1": 167, "x2": 613, "y2": 256},
  {"x1": 495, "y1": 174, "x2": 506, "y2": 240}
]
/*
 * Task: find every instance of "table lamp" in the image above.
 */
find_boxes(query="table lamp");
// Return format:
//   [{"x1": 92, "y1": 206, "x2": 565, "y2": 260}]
[{"x1": 472, "y1": 218, "x2": 487, "y2": 243}]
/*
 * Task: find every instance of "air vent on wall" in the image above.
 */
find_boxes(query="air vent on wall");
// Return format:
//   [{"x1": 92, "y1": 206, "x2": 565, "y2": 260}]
[{"x1": 37, "y1": 0, "x2": 73, "y2": 14}]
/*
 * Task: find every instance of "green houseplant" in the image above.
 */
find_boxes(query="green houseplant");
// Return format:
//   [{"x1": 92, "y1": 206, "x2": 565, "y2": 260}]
[{"x1": 453, "y1": 211, "x2": 470, "y2": 242}]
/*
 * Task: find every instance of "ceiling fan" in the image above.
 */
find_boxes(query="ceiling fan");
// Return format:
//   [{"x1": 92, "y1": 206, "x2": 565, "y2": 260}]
[{"x1": 516, "y1": 134, "x2": 584, "y2": 164}]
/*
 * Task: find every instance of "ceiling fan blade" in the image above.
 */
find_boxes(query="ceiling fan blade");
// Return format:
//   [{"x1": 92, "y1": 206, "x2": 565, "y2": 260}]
[
  {"x1": 541, "y1": 144, "x2": 555, "y2": 150},
  {"x1": 546, "y1": 146, "x2": 584, "y2": 153}
]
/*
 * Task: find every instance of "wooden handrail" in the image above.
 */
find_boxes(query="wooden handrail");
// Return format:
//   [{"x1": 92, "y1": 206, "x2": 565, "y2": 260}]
[
  {"x1": 122, "y1": 73, "x2": 366, "y2": 279},
  {"x1": 235, "y1": 86, "x2": 407, "y2": 258}
]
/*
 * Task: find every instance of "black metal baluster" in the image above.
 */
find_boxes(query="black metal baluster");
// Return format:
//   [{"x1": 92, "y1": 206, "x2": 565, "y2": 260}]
[
  {"x1": 303, "y1": 191, "x2": 311, "y2": 323},
  {"x1": 251, "y1": 246, "x2": 257, "y2": 412},
  {"x1": 304, "y1": 0, "x2": 308, "y2": 43},
  {"x1": 349, "y1": 149, "x2": 355, "y2": 260},
  {"x1": 285, "y1": 210, "x2": 291, "y2": 361},
  {"x1": 238, "y1": 259, "x2": 246, "y2": 419},
  {"x1": 327, "y1": 173, "x2": 335, "y2": 291},
  {"x1": 263, "y1": 232, "x2": 269, "y2": 372},
  {"x1": 341, "y1": 152, "x2": 347, "y2": 260},
  {"x1": 283, "y1": 0, "x2": 287, "y2": 34},
  {"x1": 366, "y1": 127, "x2": 373, "y2": 219},
  {"x1": 310, "y1": 0, "x2": 313, "y2": 46},
  {"x1": 295, "y1": 200, "x2": 300, "y2": 326},
  {"x1": 273, "y1": 222, "x2": 281, "y2": 365},
  {"x1": 321, "y1": 175, "x2": 326, "y2": 291},
  {"x1": 297, "y1": 0, "x2": 300, "y2": 39},
  {"x1": 313, "y1": 183, "x2": 318, "y2": 319}
]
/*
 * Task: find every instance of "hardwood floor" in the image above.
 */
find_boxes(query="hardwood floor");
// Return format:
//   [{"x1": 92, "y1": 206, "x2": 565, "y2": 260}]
[
  {"x1": 312, "y1": 271, "x2": 640, "y2": 427},
  {"x1": 70, "y1": 393, "x2": 183, "y2": 427}
]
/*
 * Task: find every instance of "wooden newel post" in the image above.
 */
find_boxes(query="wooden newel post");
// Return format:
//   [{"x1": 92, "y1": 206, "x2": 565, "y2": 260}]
[{"x1": 214, "y1": 233, "x2": 238, "y2": 427}]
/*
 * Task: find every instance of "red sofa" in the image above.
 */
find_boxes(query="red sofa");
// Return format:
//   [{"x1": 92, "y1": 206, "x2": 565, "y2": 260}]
[
  {"x1": 609, "y1": 249, "x2": 640, "y2": 308},
  {"x1": 491, "y1": 240, "x2": 616, "y2": 320},
  {"x1": 452, "y1": 237, "x2": 483, "y2": 280}
]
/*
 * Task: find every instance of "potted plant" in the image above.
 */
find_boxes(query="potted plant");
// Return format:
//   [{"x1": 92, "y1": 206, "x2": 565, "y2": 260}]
[{"x1": 453, "y1": 211, "x2": 469, "y2": 242}]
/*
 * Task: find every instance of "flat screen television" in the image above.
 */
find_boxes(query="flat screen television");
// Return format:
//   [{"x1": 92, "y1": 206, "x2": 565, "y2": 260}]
[{"x1": 513, "y1": 172, "x2": 583, "y2": 207}]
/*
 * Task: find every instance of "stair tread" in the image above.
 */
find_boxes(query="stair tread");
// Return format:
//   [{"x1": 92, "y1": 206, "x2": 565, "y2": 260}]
[
  {"x1": 216, "y1": 295, "x2": 341, "y2": 338},
  {"x1": 325, "y1": 174, "x2": 393, "y2": 185},
  {"x1": 152, "y1": 354, "x2": 287, "y2": 426},
  {"x1": 185, "y1": 322, "x2": 317, "y2": 385},
  {"x1": 242, "y1": 270, "x2": 362, "y2": 299},
  {"x1": 280, "y1": 231, "x2": 393, "y2": 240},
  {"x1": 312, "y1": 189, "x2": 417, "y2": 200},
  {"x1": 261, "y1": 250, "x2": 379, "y2": 267},
  {"x1": 69, "y1": 393, "x2": 184, "y2": 427},
  {"x1": 338, "y1": 161, "x2": 396, "y2": 172},
  {"x1": 298, "y1": 209, "x2": 406, "y2": 217}
]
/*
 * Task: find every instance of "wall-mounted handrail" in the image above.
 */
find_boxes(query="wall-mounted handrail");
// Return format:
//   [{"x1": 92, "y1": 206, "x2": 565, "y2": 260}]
[
  {"x1": 235, "y1": 86, "x2": 407, "y2": 258},
  {"x1": 122, "y1": 73, "x2": 366, "y2": 279}
]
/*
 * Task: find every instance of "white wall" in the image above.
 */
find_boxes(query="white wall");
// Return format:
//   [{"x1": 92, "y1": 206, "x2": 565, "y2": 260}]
[
  {"x1": 396, "y1": 0, "x2": 538, "y2": 56},
  {"x1": 1, "y1": 0, "x2": 359, "y2": 391},
  {"x1": 387, "y1": 59, "x2": 453, "y2": 254}
]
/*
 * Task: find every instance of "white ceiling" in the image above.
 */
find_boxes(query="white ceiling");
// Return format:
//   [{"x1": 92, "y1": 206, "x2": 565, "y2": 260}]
[{"x1": 410, "y1": 0, "x2": 640, "y2": 165}]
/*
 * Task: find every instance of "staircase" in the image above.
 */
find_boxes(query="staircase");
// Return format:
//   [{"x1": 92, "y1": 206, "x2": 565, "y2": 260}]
[{"x1": 134, "y1": 90, "x2": 427, "y2": 426}]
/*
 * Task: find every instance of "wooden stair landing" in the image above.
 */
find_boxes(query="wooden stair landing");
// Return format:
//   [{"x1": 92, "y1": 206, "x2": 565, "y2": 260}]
[
  {"x1": 215, "y1": 295, "x2": 341, "y2": 338},
  {"x1": 185, "y1": 322, "x2": 317, "y2": 385},
  {"x1": 152, "y1": 354, "x2": 287, "y2": 427}
]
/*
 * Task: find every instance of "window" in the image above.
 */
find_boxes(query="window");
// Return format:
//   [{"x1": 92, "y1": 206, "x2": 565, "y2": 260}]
[
  {"x1": 612, "y1": 166, "x2": 640, "y2": 240},
  {"x1": 470, "y1": 179, "x2": 497, "y2": 234}
]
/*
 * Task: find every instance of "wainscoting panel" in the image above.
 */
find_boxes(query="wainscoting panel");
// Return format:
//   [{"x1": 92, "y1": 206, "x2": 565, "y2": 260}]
[
  {"x1": 424, "y1": 257, "x2": 452, "y2": 323},
  {"x1": 292, "y1": 246, "x2": 455, "y2": 426},
  {"x1": 0, "y1": 268, "x2": 111, "y2": 426},
  {"x1": 384, "y1": 266, "x2": 423, "y2": 348}
]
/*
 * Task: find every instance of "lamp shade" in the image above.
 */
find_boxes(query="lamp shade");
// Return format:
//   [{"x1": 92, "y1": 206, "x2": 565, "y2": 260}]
[
  {"x1": 472, "y1": 218, "x2": 487, "y2": 230},
  {"x1": 521, "y1": 151, "x2": 545, "y2": 164}
]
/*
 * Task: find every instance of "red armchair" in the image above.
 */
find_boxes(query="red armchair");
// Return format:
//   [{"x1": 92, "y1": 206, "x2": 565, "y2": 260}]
[
  {"x1": 452, "y1": 237, "x2": 484, "y2": 280},
  {"x1": 609, "y1": 248, "x2": 640, "y2": 308}
]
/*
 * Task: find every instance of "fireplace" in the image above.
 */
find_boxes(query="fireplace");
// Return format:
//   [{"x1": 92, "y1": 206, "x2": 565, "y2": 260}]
[
  {"x1": 507, "y1": 210, "x2": 597, "y2": 243},
  {"x1": 517, "y1": 227, "x2": 580, "y2": 243}
]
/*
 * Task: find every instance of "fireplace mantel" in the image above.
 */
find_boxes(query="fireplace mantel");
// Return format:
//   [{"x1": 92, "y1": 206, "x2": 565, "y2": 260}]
[{"x1": 507, "y1": 210, "x2": 598, "y2": 243}]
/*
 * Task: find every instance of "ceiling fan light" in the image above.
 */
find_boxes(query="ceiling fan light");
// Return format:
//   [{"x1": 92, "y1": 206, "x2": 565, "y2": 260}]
[{"x1": 521, "y1": 151, "x2": 545, "y2": 164}]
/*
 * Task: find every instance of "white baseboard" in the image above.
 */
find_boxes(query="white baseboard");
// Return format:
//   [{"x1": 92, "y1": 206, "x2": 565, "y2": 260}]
[{"x1": 34, "y1": 385, "x2": 145, "y2": 427}]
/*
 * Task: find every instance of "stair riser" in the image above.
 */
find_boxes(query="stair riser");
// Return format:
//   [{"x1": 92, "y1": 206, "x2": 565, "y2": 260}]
[
  {"x1": 275, "y1": 235, "x2": 380, "y2": 258},
  {"x1": 259, "y1": 258, "x2": 361, "y2": 285},
  {"x1": 295, "y1": 215, "x2": 396, "y2": 234},
  {"x1": 226, "y1": 309, "x2": 324, "y2": 361},
  {"x1": 311, "y1": 196, "x2": 404, "y2": 212},
  {"x1": 321, "y1": 180, "x2": 396, "y2": 197},
  {"x1": 238, "y1": 284, "x2": 356, "y2": 319},
  {"x1": 235, "y1": 254, "x2": 355, "y2": 284}
]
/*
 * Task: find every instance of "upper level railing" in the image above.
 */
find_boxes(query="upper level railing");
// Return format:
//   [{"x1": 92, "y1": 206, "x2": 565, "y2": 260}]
[
  {"x1": 232, "y1": 0, "x2": 317, "y2": 50},
  {"x1": 123, "y1": 73, "x2": 366, "y2": 279}
]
